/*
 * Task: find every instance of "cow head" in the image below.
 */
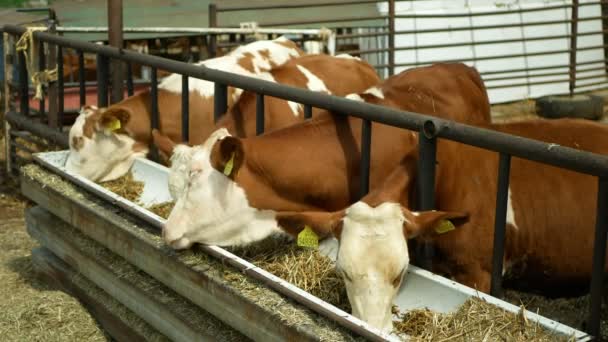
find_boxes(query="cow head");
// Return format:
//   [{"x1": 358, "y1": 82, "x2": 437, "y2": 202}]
[
  {"x1": 65, "y1": 106, "x2": 148, "y2": 182},
  {"x1": 162, "y1": 129, "x2": 284, "y2": 249},
  {"x1": 277, "y1": 202, "x2": 468, "y2": 332}
]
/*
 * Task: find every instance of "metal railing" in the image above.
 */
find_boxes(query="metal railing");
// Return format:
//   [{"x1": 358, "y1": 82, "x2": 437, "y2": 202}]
[
  {"x1": 3, "y1": 24, "x2": 608, "y2": 339},
  {"x1": 210, "y1": 0, "x2": 608, "y2": 92}
]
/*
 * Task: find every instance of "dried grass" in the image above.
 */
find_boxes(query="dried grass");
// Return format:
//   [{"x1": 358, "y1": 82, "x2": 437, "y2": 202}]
[
  {"x1": 147, "y1": 201, "x2": 174, "y2": 219},
  {"x1": 393, "y1": 297, "x2": 575, "y2": 341},
  {"x1": 229, "y1": 237, "x2": 350, "y2": 312},
  {"x1": 99, "y1": 172, "x2": 145, "y2": 203},
  {"x1": 0, "y1": 216, "x2": 107, "y2": 341},
  {"x1": 97, "y1": 172, "x2": 172, "y2": 218}
]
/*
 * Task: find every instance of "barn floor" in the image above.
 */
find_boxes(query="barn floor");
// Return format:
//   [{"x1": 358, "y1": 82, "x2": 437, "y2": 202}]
[
  {"x1": 1, "y1": 90, "x2": 608, "y2": 340},
  {"x1": 0, "y1": 137, "x2": 108, "y2": 341}
]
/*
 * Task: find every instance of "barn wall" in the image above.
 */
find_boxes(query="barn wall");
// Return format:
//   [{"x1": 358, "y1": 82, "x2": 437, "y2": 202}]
[{"x1": 377, "y1": 0, "x2": 607, "y2": 104}]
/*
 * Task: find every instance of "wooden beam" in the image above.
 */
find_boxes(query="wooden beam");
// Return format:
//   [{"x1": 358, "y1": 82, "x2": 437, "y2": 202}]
[
  {"x1": 27, "y1": 206, "x2": 249, "y2": 342},
  {"x1": 20, "y1": 164, "x2": 356, "y2": 342},
  {"x1": 31, "y1": 247, "x2": 166, "y2": 342}
]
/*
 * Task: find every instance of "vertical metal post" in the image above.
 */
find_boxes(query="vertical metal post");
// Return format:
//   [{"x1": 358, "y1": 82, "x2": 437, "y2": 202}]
[
  {"x1": 388, "y1": 0, "x2": 395, "y2": 77},
  {"x1": 359, "y1": 119, "x2": 372, "y2": 199},
  {"x1": 214, "y1": 83, "x2": 227, "y2": 123},
  {"x1": 181, "y1": 76, "x2": 189, "y2": 142},
  {"x1": 149, "y1": 67, "x2": 160, "y2": 162},
  {"x1": 126, "y1": 62, "x2": 134, "y2": 96},
  {"x1": 569, "y1": 0, "x2": 579, "y2": 97},
  {"x1": 304, "y1": 104, "x2": 312, "y2": 119},
  {"x1": 490, "y1": 153, "x2": 511, "y2": 298},
  {"x1": 416, "y1": 122, "x2": 437, "y2": 270},
  {"x1": 256, "y1": 93, "x2": 264, "y2": 135},
  {"x1": 78, "y1": 51, "x2": 86, "y2": 107},
  {"x1": 18, "y1": 48, "x2": 29, "y2": 116},
  {"x1": 38, "y1": 39, "x2": 45, "y2": 117},
  {"x1": 96, "y1": 53, "x2": 109, "y2": 107},
  {"x1": 587, "y1": 177, "x2": 608, "y2": 338},
  {"x1": 3, "y1": 33, "x2": 13, "y2": 175},
  {"x1": 108, "y1": 0, "x2": 125, "y2": 104},
  {"x1": 208, "y1": 3, "x2": 218, "y2": 58},
  {"x1": 57, "y1": 47, "x2": 64, "y2": 130},
  {"x1": 47, "y1": 22, "x2": 58, "y2": 129},
  {"x1": 150, "y1": 68, "x2": 159, "y2": 129}
]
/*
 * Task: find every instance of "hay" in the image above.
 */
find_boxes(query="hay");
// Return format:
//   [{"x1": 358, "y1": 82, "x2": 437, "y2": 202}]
[
  {"x1": 97, "y1": 172, "x2": 173, "y2": 219},
  {"x1": 393, "y1": 297, "x2": 575, "y2": 341},
  {"x1": 147, "y1": 201, "x2": 174, "y2": 219},
  {"x1": 99, "y1": 172, "x2": 145, "y2": 203},
  {"x1": 229, "y1": 237, "x2": 350, "y2": 312},
  {"x1": 0, "y1": 217, "x2": 107, "y2": 341}
]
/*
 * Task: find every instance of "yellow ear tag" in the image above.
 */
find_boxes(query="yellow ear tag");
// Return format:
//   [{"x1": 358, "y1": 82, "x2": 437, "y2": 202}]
[
  {"x1": 434, "y1": 219, "x2": 456, "y2": 234},
  {"x1": 223, "y1": 152, "x2": 235, "y2": 176},
  {"x1": 297, "y1": 225, "x2": 319, "y2": 248},
  {"x1": 106, "y1": 118, "x2": 121, "y2": 131}
]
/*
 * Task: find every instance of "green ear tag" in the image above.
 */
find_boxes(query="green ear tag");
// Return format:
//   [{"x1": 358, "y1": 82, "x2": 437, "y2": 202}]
[
  {"x1": 223, "y1": 152, "x2": 235, "y2": 176},
  {"x1": 297, "y1": 225, "x2": 319, "y2": 248},
  {"x1": 434, "y1": 219, "x2": 456, "y2": 234}
]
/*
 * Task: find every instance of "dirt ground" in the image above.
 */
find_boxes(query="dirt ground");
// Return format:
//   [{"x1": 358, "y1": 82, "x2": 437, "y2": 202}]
[
  {"x1": 0, "y1": 136, "x2": 109, "y2": 341},
  {"x1": 2, "y1": 91, "x2": 608, "y2": 341}
]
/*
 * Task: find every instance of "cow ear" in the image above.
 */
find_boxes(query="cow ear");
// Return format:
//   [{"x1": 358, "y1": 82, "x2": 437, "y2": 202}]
[
  {"x1": 403, "y1": 208, "x2": 468, "y2": 239},
  {"x1": 210, "y1": 136, "x2": 244, "y2": 180},
  {"x1": 99, "y1": 107, "x2": 131, "y2": 132},
  {"x1": 152, "y1": 129, "x2": 177, "y2": 162},
  {"x1": 275, "y1": 210, "x2": 345, "y2": 240}
]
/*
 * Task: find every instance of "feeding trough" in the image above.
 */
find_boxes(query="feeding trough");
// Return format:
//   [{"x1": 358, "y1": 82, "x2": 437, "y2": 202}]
[{"x1": 28, "y1": 150, "x2": 591, "y2": 341}]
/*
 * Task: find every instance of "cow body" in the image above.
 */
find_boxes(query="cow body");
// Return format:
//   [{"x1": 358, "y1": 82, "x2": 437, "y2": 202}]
[
  {"x1": 65, "y1": 36, "x2": 304, "y2": 182},
  {"x1": 162, "y1": 62, "x2": 491, "y2": 247},
  {"x1": 275, "y1": 118, "x2": 608, "y2": 331},
  {"x1": 197, "y1": 54, "x2": 381, "y2": 140},
  {"x1": 420, "y1": 118, "x2": 608, "y2": 294}
]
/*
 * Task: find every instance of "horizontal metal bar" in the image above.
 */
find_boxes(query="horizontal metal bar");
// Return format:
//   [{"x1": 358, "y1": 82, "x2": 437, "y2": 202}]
[
  {"x1": 487, "y1": 73, "x2": 608, "y2": 89},
  {"x1": 10, "y1": 140, "x2": 37, "y2": 154},
  {"x1": 4, "y1": 25, "x2": 608, "y2": 177},
  {"x1": 480, "y1": 59, "x2": 606, "y2": 76},
  {"x1": 5, "y1": 111, "x2": 69, "y2": 148},
  {"x1": 218, "y1": 0, "x2": 378, "y2": 12},
  {"x1": 336, "y1": 31, "x2": 389, "y2": 39},
  {"x1": 395, "y1": 44, "x2": 608, "y2": 67},
  {"x1": 52, "y1": 26, "x2": 328, "y2": 36},
  {"x1": 343, "y1": 29, "x2": 608, "y2": 55},
  {"x1": 394, "y1": 15, "x2": 608, "y2": 35},
  {"x1": 251, "y1": 15, "x2": 387, "y2": 27},
  {"x1": 393, "y1": 1, "x2": 607, "y2": 18},
  {"x1": 573, "y1": 79, "x2": 608, "y2": 89},
  {"x1": 483, "y1": 66, "x2": 608, "y2": 82}
]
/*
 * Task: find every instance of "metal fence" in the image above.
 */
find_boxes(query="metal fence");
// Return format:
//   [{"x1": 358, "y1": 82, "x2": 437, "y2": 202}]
[
  {"x1": 2, "y1": 24, "x2": 608, "y2": 338},
  {"x1": 211, "y1": 0, "x2": 608, "y2": 97}
]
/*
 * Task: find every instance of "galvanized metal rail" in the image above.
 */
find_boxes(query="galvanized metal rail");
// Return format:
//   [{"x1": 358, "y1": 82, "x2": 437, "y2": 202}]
[{"x1": 3, "y1": 24, "x2": 608, "y2": 338}]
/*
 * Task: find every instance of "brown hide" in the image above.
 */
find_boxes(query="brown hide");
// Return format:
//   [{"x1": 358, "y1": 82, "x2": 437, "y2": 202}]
[
  {"x1": 214, "y1": 54, "x2": 381, "y2": 138},
  {"x1": 365, "y1": 118, "x2": 608, "y2": 295},
  {"x1": 210, "y1": 63, "x2": 491, "y2": 212}
]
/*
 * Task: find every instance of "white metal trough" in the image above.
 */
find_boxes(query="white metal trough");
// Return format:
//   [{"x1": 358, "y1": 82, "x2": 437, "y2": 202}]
[{"x1": 34, "y1": 150, "x2": 591, "y2": 341}]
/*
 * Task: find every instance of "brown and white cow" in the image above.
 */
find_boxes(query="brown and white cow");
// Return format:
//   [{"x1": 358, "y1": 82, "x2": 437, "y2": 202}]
[
  {"x1": 156, "y1": 63, "x2": 490, "y2": 200},
  {"x1": 65, "y1": 36, "x2": 304, "y2": 182},
  {"x1": 154, "y1": 53, "x2": 381, "y2": 154},
  {"x1": 158, "y1": 63, "x2": 490, "y2": 331},
  {"x1": 160, "y1": 62, "x2": 490, "y2": 247},
  {"x1": 275, "y1": 117, "x2": 608, "y2": 331}
]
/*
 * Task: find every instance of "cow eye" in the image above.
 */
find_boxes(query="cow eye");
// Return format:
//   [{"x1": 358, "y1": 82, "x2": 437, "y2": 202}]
[
  {"x1": 189, "y1": 169, "x2": 202, "y2": 179},
  {"x1": 392, "y1": 268, "x2": 406, "y2": 288}
]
